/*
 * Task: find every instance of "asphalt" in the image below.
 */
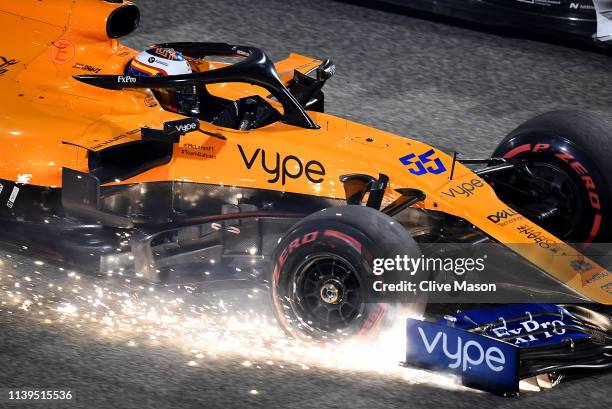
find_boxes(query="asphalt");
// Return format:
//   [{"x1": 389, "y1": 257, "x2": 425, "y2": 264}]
[{"x1": 2, "y1": 0, "x2": 612, "y2": 408}]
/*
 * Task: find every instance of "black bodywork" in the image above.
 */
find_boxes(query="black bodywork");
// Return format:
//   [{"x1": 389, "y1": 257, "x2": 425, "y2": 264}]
[{"x1": 0, "y1": 174, "x2": 340, "y2": 287}]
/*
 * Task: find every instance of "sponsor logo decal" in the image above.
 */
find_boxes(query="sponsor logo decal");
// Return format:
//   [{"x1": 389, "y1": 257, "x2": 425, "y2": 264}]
[
  {"x1": 72, "y1": 63, "x2": 101, "y2": 73},
  {"x1": 570, "y1": 259, "x2": 593, "y2": 273},
  {"x1": 516, "y1": 224, "x2": 559, "y2": 251},
  {"x1": 118, "y1": 75, "x2": 137, "y2": 83},
  {"x1": 7, "y1": 186, "x2": 19, "y2": 209},
  {"x1": 441, "y1": 178, "x2": 484, "y2": 199},
  {"x1": 399, "y1": 148, "x2": 446, "y2": 176},
  {"x1": 175, "y1": 122, "x2": 197, "y2": 133},
  {"x1": 90, "y1": 128, "x2": 140, "y2": 150},
  {"x1": 50, "y1": 39, "x2": 75, "y2": 64},
  {"x1": 490, "y1": 317, "x2": 565, "y2": 345},
  {"x1": 179, "y1": 144, "x2": 216, "y2": 159},
  {"x1": 145, "y1": 55, "x2": 169, "y2": 67},
  {"x1": 581, "y1": 269, "x2": 610, "y2": 285},
  {"x1": 0, "y1": 55, "x2": 18, "y2": 76},
  {"x1": 405, "y1": 319, "x2": 518, "y2": 394},
  {"x1": 152, "y1": 48, "x2": 181, "y2": 61},
  {"x1": 569, "y1": 257, "x2": 609, "y2": 286},
  {"x1": 487, "y1": 208, "x2": 522, "y2": 226},
  {"x1": 238, "y1": 145, "x2": 325, "y2": 185},
  {"x1": 162, "y1": 118, "x2": 199, "y2": 136},
  {"x1": 417, "y1": 327, "x2": 506, "y2": 372},
  {"x1": 569, "y1": 2, "x2": 593, "y2": 9}
]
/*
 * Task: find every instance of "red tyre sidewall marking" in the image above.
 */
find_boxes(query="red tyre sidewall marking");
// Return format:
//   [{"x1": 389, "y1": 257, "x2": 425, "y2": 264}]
[
  {"x1": 273, "y1": 228, "x2": 382, "y2": 338},
  {"x1": 502, "y1": 142, "x2": 602, "y2": 243},
  {"x1": 323, "y1": 229, "x2": 362, "y2": 253},
  {"x1": 357, "y1": 303, "x2": 388, "y2": 338},
  {"x1": 502, "y1": 144, "x2": 531, "y2": 159}
]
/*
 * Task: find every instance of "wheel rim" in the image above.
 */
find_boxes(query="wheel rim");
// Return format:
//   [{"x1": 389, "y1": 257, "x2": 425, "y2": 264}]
[
  {"x1": 498, "y1": 161, "x2": 584, "y2": 240},
  {"x1": 531, "y1": 163, "x2": 584, "y2": 239},
  {"x1": 291, "y1": 253, "x2": 363, "y2": 333}
]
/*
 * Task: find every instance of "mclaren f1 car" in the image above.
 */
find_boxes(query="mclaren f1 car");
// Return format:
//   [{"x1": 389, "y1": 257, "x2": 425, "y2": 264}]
[
  {"x1": 0, "y1": 0, "x2": 610, "y2": 396},
  {"x1": 361, "y1": 0, "x2": 612, "y2": 43}
]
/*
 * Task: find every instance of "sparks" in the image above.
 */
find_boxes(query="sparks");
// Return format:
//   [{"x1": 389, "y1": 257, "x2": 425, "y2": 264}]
[{"x1": 0, "y1": 253, "x2": 472, "y2": 394}]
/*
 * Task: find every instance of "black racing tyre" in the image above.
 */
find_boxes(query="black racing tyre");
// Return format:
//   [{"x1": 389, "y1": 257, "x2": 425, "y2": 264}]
[
  {"x1": 492, "y1": 110, "x2": 612, "y2": 244},
  {"x1": 270, "y1": 205, "x2": 421, "y2": 341}
]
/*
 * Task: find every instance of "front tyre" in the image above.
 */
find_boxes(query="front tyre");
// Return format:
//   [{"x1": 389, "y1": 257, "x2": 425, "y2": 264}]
[
  {"x1": 270, "y1": 205, "x2": 421, "y2": 341},
  {"x1": 492, "y1": 110, "x2": 612, "y2": 244}
]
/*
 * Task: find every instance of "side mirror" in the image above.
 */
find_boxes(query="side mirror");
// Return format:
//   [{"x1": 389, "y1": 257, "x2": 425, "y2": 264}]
[{"x1": 316, "y1": 59, "x2": 336, "y2": 81}]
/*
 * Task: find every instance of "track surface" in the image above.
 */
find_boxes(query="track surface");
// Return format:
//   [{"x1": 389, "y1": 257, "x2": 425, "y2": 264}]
[{"x1": 2, "y1": 0, "x2": 612, "y2": 408}]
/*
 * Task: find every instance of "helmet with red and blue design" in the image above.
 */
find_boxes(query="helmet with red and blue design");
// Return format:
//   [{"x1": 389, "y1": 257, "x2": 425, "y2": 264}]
[{"x1": 127, "y1": 47, "x2": 199, "y2": 116}]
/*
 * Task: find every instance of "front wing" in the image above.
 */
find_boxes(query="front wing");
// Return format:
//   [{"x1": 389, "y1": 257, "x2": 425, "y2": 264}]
[{"x1": 403, "y1": 304, "x2": 612, "y2": 396}]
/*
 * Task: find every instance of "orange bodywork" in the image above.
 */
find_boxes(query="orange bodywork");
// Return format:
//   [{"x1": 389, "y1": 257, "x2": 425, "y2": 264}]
[{"x1": 0, "y1": 0, "x2": 610, "y2": 303}]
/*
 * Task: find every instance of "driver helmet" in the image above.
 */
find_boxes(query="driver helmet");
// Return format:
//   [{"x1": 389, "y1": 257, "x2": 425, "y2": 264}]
[{"x1": 126, "y1": 47, "x2": 199, "y2": 116}]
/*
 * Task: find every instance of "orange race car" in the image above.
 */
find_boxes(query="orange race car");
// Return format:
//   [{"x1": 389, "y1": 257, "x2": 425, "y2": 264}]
[{"x1": 0, "y1": 0, "x2": 611, "y2": 377}]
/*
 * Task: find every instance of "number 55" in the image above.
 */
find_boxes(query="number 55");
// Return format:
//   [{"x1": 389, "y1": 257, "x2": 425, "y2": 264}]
[{"x1": 399, "y1": 149, "x2": 446, "y2": 175}]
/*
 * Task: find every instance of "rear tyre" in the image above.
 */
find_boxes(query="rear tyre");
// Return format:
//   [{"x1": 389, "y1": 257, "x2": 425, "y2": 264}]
[
  {"x1": 270, "y1": 205, "x2": 421, "y2": 341},
  {"x1": 492, "y1": 110, "x2": 612, "y2": 244}
]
